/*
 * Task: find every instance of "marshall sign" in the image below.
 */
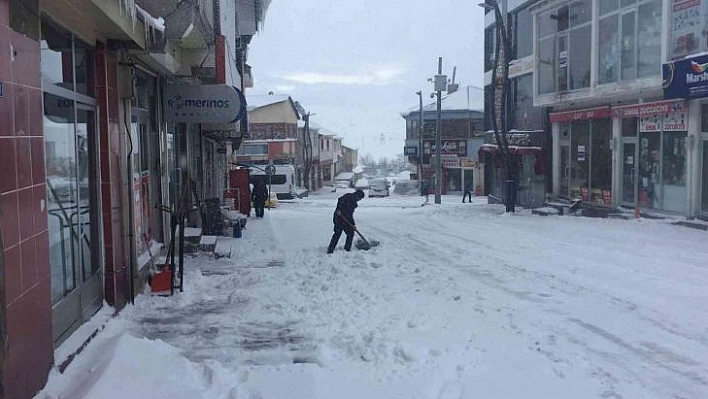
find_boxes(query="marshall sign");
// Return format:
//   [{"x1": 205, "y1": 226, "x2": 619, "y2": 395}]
[
  {"x1": 164, "y1": 84, "x2": 246, "y2": 123},
  {"x1": 663, "y1": 53, "x2": 708, "y2": 100}
]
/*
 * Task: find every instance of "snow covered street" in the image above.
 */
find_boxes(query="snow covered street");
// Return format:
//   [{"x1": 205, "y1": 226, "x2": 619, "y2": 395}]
[{"x1": 38, "y1": 190, "x2": 708, "y2": 399}]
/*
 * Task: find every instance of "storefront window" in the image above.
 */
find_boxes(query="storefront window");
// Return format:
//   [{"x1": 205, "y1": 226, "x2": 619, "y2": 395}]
[
  {"x1": 446, "y1": 170, "x2": 461, "y2": 192},
  {"x1": 513, "y1": 6, "x2": 533, "y2": 59},
  {"x1": 599, "y1": 0, "x2": 618, "y2": 15},
  {"x1": 510, "y1": 74, "x2": 537, "y2": 130},
  {"x1": 570, "y1": 121, "x2": 590, "y2": 199},
  {"x1": 591, "y1": 119, "x2": 612, "y2": 203},
  {"x1": 537, "y1": 1, "x2": 592, "y2": 93},
  {"x1": 484, "y1": 25, "x2": 496, "y2": 72},
  {"x1": 41, "y1": 19, "x2": 74, "y2": 91},
  {"x1": 638, "y1": 132, "x2": 661, "y2": 208},
  {"x1": 45, "y1": 93, "x2": 78, "y2": 303},
  {"x1": 74, "y1": 43, "x2": 95, "y2": 96},
  {"x1": 637, "y1": 0, "x2": 662, "y2": 78},
  {"x1": 597, "y1": 0, "x2": 661, "y2": 83},
  {"x1": 538, "y1": 37, "x2": 555, "y2": 94},
  {"x1": 662, "y1": 132, "x2": 687, "y2": 214},
  {"x1": 662, "y1": 133, "x2": 687, "y2": 186},
  {"x1": 621, "y1": 11, "x2": 637, "y2": 81},
  {"x1": 622, "y1": 117, "x2": 638, "y2": 137},
  {"x1": 571, "y1": 0, "x2": 592, "y2": 26},
  {"x1": 598, "y1": 15, "x2": 619, "y2": 84},
  {"x1": 702, "y1": 141, "x2": 708, "y2": 213},
  {"x1": 570, "y1": 25, "x2": 591, "y2": 89},
  {"x1": 622, "y1": 142, "x2": 636, "y2": 204},
  {"x1": 557, "y1": 35, "x2": 568, "y2": 92},
  {"x1": 42, "y1": 18, "x2": 100, "y2": 314},
  {"x1": 702, "y1": 104, "x2": 708, "y2": 132}
]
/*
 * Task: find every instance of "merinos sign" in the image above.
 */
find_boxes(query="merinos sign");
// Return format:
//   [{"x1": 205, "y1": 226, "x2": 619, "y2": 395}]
[{"x1": 164, "y1": 84, "x2": 246, "y2": 124}]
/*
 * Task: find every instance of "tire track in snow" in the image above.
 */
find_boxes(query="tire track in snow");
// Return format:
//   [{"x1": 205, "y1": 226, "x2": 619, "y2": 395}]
[{"x1": 363, "y1": 213, "x2": 708, "y2": 398}]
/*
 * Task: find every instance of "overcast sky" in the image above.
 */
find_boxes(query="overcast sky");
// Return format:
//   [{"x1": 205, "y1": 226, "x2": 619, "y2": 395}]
[{"x1": 247, "y1": 0, "x2": 486, "y2": 161}]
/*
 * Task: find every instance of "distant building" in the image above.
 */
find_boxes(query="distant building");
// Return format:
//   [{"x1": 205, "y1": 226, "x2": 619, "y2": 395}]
[{"x1": 401, "y1": 86, "x2": 485, "y2": 195}]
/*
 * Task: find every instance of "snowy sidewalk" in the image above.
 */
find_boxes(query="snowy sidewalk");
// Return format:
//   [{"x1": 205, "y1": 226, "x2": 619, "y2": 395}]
[{"x1": 37, "y1": 194, "x2": 708, "y2": 399}]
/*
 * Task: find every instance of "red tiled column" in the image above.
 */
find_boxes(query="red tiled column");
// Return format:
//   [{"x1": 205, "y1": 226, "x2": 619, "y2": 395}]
[
  {"x1": 0, "y1": 8, "x2": 53, "y2": 398},
  {"x1": 96, "y1": 43, "x2": 129, "y2": 308}
]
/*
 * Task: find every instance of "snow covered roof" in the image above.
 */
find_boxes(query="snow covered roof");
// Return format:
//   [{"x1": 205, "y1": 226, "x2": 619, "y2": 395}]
[
  {"x1": 400, "y1": 86, "x2": 484, "y2": 117},
  {"x1": 246, "y1": 94, "x2": 292, "y2": 111}
]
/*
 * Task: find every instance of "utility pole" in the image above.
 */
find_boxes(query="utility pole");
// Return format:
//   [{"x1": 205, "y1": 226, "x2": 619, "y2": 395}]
[
  {"x1": 416, "y1": 91, "x2": 424, "y2": 195},
  {"x1": 434, "y1": 57, "x2": 446, "y2": 205}
]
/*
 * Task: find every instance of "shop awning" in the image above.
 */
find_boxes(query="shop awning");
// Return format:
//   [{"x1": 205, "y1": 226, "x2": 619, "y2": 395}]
[{"x1": 478, "y1": 144, "x2": 544, "y2": 156}]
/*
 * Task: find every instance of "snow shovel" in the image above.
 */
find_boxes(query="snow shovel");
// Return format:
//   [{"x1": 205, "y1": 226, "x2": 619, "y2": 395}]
[{"x1": 337, "y1": 211, "x2": 380, "y2": 250}]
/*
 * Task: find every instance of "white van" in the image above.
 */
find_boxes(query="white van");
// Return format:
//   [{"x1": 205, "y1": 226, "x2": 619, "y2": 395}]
[
  {"x1": 249, "y1": 165, "x2": 296, "y2": 199},
  {"x1": 368, "y1": 178, "x2": 390, "y2": 197}
]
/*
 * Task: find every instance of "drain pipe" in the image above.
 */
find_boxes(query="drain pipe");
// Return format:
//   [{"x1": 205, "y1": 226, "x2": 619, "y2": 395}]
[{"x1": 123, "y1": 98, "x2": 137, "y2": 305}]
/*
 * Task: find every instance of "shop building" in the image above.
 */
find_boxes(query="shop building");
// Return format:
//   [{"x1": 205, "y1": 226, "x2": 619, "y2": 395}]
[
  {"x1": 525, "y1": 0, "x2": 707, "y2": 218},
  {"x1": 482, "y1": 0, "x2": 550, "y2": 208},
  {"x1": 0, "y1": 0, "x2": 269, "y2": 397},
  {"x1": 401, "y1": 86, "x2": 485, "y2": 195}
]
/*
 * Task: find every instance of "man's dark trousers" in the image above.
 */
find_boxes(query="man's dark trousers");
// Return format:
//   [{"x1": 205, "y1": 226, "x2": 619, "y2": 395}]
[
  {"x1": 254, "y1": 201, "x2": 265, "y2": 217},
  {"x1": 327, "y1": 223, "x2": 354, "y2": 253}
]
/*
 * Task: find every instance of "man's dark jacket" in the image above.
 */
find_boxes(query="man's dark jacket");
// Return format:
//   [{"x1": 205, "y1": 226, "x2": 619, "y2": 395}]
[
  {"x1": 252, "y1": 183, "x2": 269, "y2": 203},
  {"x1": 333, "y1": 192, "x2": 359, "y2": 227}
]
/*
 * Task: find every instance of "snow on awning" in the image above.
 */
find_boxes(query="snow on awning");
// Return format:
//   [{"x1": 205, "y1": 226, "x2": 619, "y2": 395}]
[{"x1": 479, "y1": 144, "x2": 544, "y2": 155}]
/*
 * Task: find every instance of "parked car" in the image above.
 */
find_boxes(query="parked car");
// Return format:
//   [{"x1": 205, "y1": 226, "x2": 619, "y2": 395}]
[
  {"x1": 335, "y1": 180, "x2": 351, "y2": 189},
  {"x1": 368, "y1": 178, "x2": 390, "y2": 197}
]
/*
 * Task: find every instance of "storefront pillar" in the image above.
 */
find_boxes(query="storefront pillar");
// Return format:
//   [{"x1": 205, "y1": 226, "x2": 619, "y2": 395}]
[
  {"x1": 687, "y1": 99, "x2": 701, "y2": 217},
  {"x1": 611, "y1": 116, "x2": 622, "y2": 207},
  {"x1": 551, "y1": 122, "x2": 561, "y2": 196}
]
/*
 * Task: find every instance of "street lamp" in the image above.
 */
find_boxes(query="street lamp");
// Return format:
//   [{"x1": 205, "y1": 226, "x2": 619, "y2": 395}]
[
  {"x1": 478, "y1": 0, "x2": 515, "y2": 212},
  {"x1": 416, "y1": 91, "x2": 424, "y2": 196}
]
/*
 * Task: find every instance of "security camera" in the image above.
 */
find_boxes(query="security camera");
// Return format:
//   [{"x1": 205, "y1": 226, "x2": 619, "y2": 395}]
[{"x1": 430, "y1": 93, "x2": 435, "y2": 99}]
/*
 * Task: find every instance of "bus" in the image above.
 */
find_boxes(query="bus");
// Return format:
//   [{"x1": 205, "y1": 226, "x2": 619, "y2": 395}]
[{"x1": 249, "y1": 164, "x2": 297, "y2": 200}]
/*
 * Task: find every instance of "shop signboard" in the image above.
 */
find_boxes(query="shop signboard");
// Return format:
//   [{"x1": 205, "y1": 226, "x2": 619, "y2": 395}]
[
  {"x1": 442, "y1": 157, "x2": 460, "y2": 168},
  {"x1": 613, "y1": 100, "x2": 687, "y2": 118},
  {"x1": 423, "y1": 140, "x2": 467, "y2": 156},
  {"x1": 640, "y1": 111, "x2": 688, "y2": 132},
  {"x1": 165, "y1": 84, "x2": 246, "y2": 124},
  {"x1": 508, "y1": 55, "x2": 534, "y2": 79},
  {"x1": 663, "y1": 52, "x2": 708, "y2": 99},
  {"x1": 549, "y1": 107, "x2": 612, "y2": 123},
  {"x1": 404, "y1": 146, "x2": 418, "y2": 156}
]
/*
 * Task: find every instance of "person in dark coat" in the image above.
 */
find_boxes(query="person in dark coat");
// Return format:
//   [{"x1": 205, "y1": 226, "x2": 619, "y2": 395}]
[
  {"x1": 327, "y1": 189, "x2": 365, "y2": 253},
  {"x1": 462, "y1": 180, "x2": 473, "y2": 203},
  {"x1": 251, "y1": 180, "x2": 269, "y2": 217}
]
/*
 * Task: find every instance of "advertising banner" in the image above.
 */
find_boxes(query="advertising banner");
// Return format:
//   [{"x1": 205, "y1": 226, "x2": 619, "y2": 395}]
[
  {"x1": 164, "y1": 85, "x2": 246, "y2": 123},
  {"x1": 663, "y1": 53, "x2": 708, "y2": 99},
  {"x1": 670, "y1": 0, "x2": 705, "y2": 59}
]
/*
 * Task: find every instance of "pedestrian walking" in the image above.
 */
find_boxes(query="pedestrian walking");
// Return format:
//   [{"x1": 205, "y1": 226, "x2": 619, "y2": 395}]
[
  {"x1": 462, "y1": 180, "x2": 473, "y2": 203},
  {"x1": 327, "y1": 189, "x2": 365, "y2": 253},
  {"x1": 251, "y1": 180, "x2": 269, "y2": 218}
]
